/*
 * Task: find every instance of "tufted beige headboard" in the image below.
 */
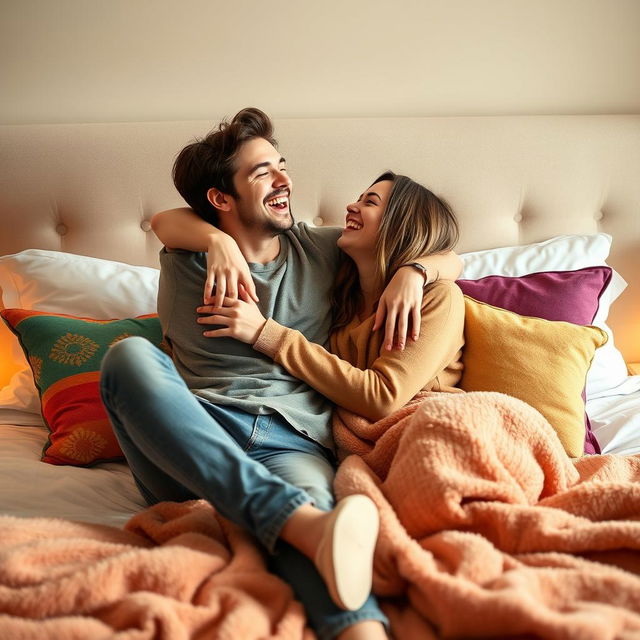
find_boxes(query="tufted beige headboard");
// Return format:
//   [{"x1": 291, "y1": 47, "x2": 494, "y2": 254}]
[{"x1": 0, "y1": 116, "x2": 638, "y2": 364}]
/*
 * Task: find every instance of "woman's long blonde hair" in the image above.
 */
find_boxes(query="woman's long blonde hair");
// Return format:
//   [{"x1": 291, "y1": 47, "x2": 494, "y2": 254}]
[{"x1": 330, "y1": 172, "x2": 459, "y2": 331}]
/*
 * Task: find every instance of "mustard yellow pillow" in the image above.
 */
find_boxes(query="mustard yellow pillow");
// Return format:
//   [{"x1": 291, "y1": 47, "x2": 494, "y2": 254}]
[{"x1": 459, "y1": 296, "x2": 608, "y2": 457}]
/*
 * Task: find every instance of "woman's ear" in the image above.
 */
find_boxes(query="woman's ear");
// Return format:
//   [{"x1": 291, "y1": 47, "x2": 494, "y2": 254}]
[{"x1": 207, "y1": 187, "x2": 233, "y2": 212}]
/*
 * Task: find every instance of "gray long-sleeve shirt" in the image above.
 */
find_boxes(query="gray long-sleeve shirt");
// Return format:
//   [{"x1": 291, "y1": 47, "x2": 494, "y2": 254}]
[{"x1": 157, "y1": 222, "x2": 342, "y2": 452}]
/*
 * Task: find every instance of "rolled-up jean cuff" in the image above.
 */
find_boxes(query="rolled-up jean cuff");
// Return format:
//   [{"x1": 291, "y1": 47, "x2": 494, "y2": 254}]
[
  {"x1": 316, "y1": 607, "x2": 389, "y2": 640},
  {"x1": 261, "y1": 493, "x2": 313, "y2": 552}
]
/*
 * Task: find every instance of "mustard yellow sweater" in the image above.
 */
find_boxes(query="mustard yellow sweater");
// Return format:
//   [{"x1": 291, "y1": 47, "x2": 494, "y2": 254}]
[{"x1": 253, "y1": 280, "x2": 465, "y2": 421}]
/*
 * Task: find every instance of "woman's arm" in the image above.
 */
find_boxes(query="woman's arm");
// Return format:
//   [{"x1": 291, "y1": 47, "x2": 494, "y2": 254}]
[
  {"x1": 200, "y1": 281, "x2": 465, "y2": 421},
  {"x1": 260, "y1": 281, "x2": 464, "y2": 420},
  {"x1": 151, "y1": 208, "x2": 219, "y2": 251},
  {"x1": 151, "y1": 208, "x2": 258, "y2": 305}
]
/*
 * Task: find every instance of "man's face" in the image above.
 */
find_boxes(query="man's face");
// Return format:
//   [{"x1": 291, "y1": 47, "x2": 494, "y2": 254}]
[{"x1": 230, "y1": 137, "x2": 294, "y2": 235}]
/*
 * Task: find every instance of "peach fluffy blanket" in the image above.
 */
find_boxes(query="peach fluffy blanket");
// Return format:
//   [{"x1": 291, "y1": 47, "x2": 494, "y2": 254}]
[
  {"x1": 332, "y1": 391, "x2": 640, "y2": 639},
  {"x1": 0, "y1": 391, "x2": 639, "y2": 639},
  {"x1": 0, "y1": 501, "x2": 313, "y2": 639}
]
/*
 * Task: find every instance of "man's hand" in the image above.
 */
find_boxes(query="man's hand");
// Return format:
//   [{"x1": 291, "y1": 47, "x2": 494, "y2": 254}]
[
  {"x1": 373, "y1": 267, "x2": 424, "y2": 351},
  {"x1": 197, "y1": 288, "x2": 267, "y2": 344},
  {"x1": 205, "y1": 235, "x2": 259, "y2": 308}
]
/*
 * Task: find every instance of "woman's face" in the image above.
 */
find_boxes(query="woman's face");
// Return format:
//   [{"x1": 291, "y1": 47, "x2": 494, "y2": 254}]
[{"x1": 337, "y1": 179, "x2": 393, "y2": 259}]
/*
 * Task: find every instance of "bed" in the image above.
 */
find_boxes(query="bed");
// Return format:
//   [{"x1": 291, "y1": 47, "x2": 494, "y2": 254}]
[{"x1": 0, "y1": 115, "x2": 639, "y2": 638}]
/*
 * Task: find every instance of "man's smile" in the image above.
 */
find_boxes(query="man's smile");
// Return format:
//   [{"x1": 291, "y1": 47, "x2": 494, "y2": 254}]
[{"x1": 265, "y1": 190, "x2": 290, "y2": 214}]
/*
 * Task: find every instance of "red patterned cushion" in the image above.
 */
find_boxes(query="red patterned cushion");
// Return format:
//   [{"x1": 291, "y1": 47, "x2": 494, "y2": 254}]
[{"x1": 0, "y1": 309, "x2": 163, "y2": 466}]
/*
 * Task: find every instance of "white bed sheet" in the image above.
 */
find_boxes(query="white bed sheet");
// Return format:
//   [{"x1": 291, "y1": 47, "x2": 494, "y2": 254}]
[
  {"x1": 0, "y1": 422, "x2": 145, "y2": 526},
  {"x1": 588, "y1": 376, "x2": 640, "y2": 457}
]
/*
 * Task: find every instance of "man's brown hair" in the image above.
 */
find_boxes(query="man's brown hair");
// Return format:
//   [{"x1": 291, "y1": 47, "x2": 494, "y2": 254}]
[{"x1": 172, "y1": 108, "x2": 277, "y2": 225}]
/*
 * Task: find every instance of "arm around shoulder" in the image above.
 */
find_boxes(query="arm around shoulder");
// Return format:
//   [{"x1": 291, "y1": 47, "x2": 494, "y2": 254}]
[
  {"x1": 369, "y1": 279, "x2": 464, "y2": 417},
  {"x1": 151, "y1": 207, "x2": 221, "y2": 251},
  {"x1": 152, "y1": 207, "x2": 258, "y2": 304},
  {"x1": 415, "y1": 250, "x2": 463, "y2": 283}
]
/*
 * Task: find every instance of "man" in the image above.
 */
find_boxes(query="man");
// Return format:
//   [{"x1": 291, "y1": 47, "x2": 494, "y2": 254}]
[{"x1": 101, "y1": 108, "x2": 461, "y2": 640}]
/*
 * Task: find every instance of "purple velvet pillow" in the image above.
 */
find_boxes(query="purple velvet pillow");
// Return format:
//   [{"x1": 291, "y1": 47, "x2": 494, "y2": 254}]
[{"x1": 456, "y1": 266, "x2": 612, "y2": 454}]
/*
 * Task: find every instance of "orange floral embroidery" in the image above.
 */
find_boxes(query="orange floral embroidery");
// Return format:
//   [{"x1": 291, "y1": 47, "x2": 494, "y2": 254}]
[
  {"x1": 49, "y1": 333, "x2": 99, "y2": 366},
  {"x1": 59, "y1": 428, "x2": 108, "y2": 463},
  {"x1": 29, "y1": 355, "x2": 43, "y2": 383}
]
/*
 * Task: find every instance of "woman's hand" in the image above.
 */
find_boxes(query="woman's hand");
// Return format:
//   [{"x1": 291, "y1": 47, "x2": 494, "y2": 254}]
[
  {"x1": 373, "y1": 267, "x2": 424, "y2": 351},
  {"x1": 197, "y1": 288, "x2": 267, "y2": 345},
  {"x1": 205, "y1": 235, "x2": 259, "y2": 307}
]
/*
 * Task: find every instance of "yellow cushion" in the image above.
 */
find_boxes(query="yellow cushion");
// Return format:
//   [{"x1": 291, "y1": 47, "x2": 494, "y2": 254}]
[{"x1": 460, "y1": 296, "x2": 608, "y2": 457}]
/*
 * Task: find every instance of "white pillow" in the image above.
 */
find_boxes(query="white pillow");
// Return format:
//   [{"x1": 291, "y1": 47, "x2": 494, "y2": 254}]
[
  {"x1": 0, "y1": 249, "x2": 159, "y2": 315},
  {"x1": 0, "y1": 250, "x2": 159, "y2": 419},
  {"x1": 0, "y1": 370, "x2": 42, "y2": 416},
  {"x1": 460, "y1": 233, "x2": 635, "y2": 399},
  {"x1": 461, "y1": 233, "x2": 613, "y2": 278}
]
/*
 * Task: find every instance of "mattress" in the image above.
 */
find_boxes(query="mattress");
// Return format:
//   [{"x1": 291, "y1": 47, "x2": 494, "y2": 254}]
[{"x1": 0, "y1": 420, "x2": 144, "y2": 526}]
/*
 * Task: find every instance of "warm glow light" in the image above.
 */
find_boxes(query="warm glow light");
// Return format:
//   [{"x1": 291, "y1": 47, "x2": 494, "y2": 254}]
[
  {"x1": 0, "y1": 357, "x2": 21, "y2": 390},
  {"x1": 0, "y1": 322, "x2": 21, "y2": 389}
]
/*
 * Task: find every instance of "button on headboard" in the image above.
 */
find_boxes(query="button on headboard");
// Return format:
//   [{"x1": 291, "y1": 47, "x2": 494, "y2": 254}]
[{"x1": 0, "y1": 116, "x2": 638, "y2": 361}]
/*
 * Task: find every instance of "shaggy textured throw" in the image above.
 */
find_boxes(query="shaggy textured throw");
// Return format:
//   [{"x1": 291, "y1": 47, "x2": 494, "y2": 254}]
[
  {"x1": 0, "y1": 501, "x2": 313, "y2": 639},
  {"x1": 333, "y1": 391, "x2": 640, "y2": 639}
]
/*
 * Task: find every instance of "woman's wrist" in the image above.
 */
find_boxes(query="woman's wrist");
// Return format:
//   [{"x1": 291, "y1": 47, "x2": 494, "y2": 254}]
[
  {"x1": 250, "y1": 318, "x2": 268, "y2": 346},
  {"x1": 253, "y1": 318, "x2": 285, "y2": 356}
]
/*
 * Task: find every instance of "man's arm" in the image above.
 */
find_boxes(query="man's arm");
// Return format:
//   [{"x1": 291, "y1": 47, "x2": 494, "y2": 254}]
[
  {"x1": 410, "y1": 251, "x2": 463, "y2": 284},
  {"x1": 373, "y1": 251, "x2": 462, "y2": 350},
  {"x1": 151, "y1": 208, "x2": 258, "y2": 304}
]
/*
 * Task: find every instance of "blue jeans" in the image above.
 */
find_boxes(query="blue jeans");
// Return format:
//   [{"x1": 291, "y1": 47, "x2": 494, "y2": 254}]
[{"x1": 100, "y1": 337, "x2": 387, "y2": 640}]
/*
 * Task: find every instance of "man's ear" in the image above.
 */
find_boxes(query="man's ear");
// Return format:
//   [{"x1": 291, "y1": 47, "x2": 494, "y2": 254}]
[{"x1": 207, "y1": 187, "x2": 233, "y2": 212}]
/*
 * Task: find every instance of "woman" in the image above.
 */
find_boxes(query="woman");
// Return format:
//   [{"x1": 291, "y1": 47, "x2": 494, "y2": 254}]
[{"x1": 194, "y1": 171, "x2": 464, "y2": 423}]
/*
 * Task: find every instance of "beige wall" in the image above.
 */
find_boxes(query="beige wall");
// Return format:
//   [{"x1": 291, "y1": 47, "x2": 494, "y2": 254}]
[{"x1": 1, "y1": 0, "x2": 639, "y2": 124}]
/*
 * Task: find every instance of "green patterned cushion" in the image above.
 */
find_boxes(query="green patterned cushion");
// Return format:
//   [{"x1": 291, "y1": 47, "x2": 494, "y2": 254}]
[{"x1": 0, "y1": 309, "x2": 163, "y2": 466}]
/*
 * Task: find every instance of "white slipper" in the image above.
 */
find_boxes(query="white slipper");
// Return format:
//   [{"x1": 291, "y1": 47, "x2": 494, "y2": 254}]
[{"x1": 314, "y1": 494, "x2": 380, "y2": 611}]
